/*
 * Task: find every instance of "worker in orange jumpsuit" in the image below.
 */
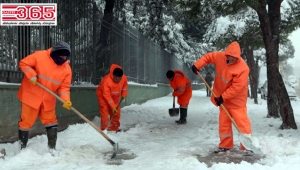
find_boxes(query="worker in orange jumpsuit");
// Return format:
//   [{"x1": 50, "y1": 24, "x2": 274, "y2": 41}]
[
  {"x1": 96, "y1": 64, "x2": 128, "y2": 132},
  {"x1": 205, "y1": 72, "x2": 214, "y2": 97},
  {"x1": 18, "y1": 41, "x2": 73, "y2": 150},
  {"x1": 191, "y1": 41, "x2": 253, "y2": 154},
  {"x1": 166, "y1": 70, "x2": 192, "y2": 124}
]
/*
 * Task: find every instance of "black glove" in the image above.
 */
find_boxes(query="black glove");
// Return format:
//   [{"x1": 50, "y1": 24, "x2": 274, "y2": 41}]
[
  {"x1": 214, "y1": 95, "x2": 224, "y2": 106},
  {"x1": 191, "y1": 65, "x2": 198, "y2": 74}
]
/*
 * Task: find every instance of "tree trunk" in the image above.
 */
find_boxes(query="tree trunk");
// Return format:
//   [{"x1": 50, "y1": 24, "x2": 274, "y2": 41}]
[
  {"x1": 243, "y1": 45, "x2": 258, "y2": 104},
  {"x1": 253, "y1": 0, "x2": 297, "y2": 129},
  {"x1": 268, "y1": 0, "x2": 297, "y2": 129},
  {"x1": 95, "y1": 0, "x2": 115, "y2": 83}
]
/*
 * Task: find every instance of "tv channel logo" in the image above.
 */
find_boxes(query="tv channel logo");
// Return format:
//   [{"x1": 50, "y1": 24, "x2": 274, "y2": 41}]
[{"x1": 1, "y1": 3, "x2": 57, "y2": 26}]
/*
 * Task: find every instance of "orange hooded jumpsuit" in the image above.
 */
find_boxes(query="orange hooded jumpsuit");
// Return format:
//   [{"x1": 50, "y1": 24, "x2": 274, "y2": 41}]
[
  {"x1": 193, "y1": 41, "x2": 252, "y2": 150},
  {"x1": 96, "y1": 64, "x2": 128, "y2": 131},
  {"x1": 168, "y1": 70, "x2": 192, "y2": 108},
  {"x1": 18, "y1": 44, "x2": 72, "y2": 131}
]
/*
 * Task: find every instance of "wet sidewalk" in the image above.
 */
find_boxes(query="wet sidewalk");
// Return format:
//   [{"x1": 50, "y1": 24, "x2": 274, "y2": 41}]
[{"x1": 195, "y1": 149, "x2": 265, "y2": 167}]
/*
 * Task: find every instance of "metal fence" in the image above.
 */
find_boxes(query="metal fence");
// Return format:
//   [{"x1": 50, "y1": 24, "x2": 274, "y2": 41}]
[{"x1": 0, "y1": 0, "x2": 199, "y2": 85}]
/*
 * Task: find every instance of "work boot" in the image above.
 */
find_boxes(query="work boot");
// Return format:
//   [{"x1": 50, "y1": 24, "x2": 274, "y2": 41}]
[
  {"x1": 243, "y1": 150, "x2": 254, "y2": 156},
  {"x1": 214, "y1": 147, "x2": 230, "y2": 153},
  {"x1": 46, "y1": 126, "x2": 57, "y2": 149},
  {"x1": 175, "y1": 119, "x2": 187, "y2": 124},
  {"x1": 19, "y1": 129, "x2": 29, "y2": 149},
  {"x1": 175, "y1": 108, "x2": 187, "y2": 125}
]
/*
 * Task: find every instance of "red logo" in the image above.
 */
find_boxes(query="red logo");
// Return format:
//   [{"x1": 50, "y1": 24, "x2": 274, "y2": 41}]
[{"x1": 1, "y1": 3, "x2": 57, "y2": 26}]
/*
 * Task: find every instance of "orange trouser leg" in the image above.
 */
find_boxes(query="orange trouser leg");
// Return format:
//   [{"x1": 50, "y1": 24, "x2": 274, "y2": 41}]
[
  {"x1": 219, "y1": 107, "x2": 252, "y2": 150},
  {"x1": 219, "y1": 107, "x2": 234, "y2": 149},
  {"x1": 177, "y1": 90, "x2": 192, "y2": 108},
  {"x1": 100, "y1": 104, "x2": 110, "y2": 130},
  {"x1": 39, "y1": 104, "x2": 58, "y2": 128},
  {"x1": 107, "y1": 107, "x2": 121, "y2": 131},
  {"x1": 230, "y1": 107, "x2": 252, "y2": 150},
  {"x1": 19, "y1": 103, "x2": 58, "y2": 131},
  {"x1": 178, "y1": 98, "x2": 189, "y2": 108},
  {"x1": 19, "y1": 103, "x2": 39, "y2": 131}
]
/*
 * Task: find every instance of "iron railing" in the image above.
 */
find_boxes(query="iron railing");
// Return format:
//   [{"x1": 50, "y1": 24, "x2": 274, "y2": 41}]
[{"x1": 0, "y1": 0, "x2": 200, "y2": 85}]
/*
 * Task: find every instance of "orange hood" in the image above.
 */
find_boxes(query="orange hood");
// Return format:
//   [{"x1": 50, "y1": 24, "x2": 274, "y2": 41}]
[
  {"x1": 109, "y1": 64, "x2": 123, "y2": 79},
  {"x1": 225, "y1": 41, "x2": 241, "y2": 60}
]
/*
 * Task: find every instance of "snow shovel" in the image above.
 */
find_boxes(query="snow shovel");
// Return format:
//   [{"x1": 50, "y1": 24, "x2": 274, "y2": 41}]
[
  {"x1": 169, "y1": 96, "x2": 179, "y2": 117},
  {"x1": 36, "y1": 82, "x2": 118, "y2": 159},
  {"x1": 196, "y1": 72, "x2": 261, "y2": 153},
  {"x1": 105, "y1": 98, "x2": 123, "y2": 131}
]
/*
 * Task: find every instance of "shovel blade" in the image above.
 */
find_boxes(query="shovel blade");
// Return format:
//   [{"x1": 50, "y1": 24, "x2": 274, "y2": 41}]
[
  {"x1": 238, "y1": 133, "x2": 262, "y2": 154},
  {"x1": 169, "y1": 108, "x2": 179, "y2": 117},
  {"x1": 111, "y1": 143, "x2": 119, "y2": 159}
]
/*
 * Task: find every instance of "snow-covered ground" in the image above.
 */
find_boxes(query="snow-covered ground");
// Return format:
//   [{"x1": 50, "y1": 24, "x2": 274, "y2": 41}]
[{"x1": 1, "y1": 89, "x2": 300, "y2": 170}]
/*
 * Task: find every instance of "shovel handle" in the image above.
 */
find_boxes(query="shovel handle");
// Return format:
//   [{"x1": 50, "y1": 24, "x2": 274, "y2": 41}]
[
  {"x1": 196, "y1": 72, "x2": 241, "y2": 133},
  {"x1": 173, "y1": 96, "x2": 175, "y2": 109},
  {"x1": 36, "y1": 82, "x2": 117, "y2": 145}
]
